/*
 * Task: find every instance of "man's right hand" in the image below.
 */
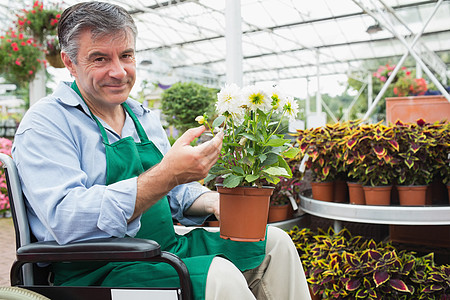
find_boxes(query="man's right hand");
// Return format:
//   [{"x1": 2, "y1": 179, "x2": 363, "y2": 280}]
[
  {"x1": 163, "y1": 125, "x2": 224, "y2": 185},
  {"x1": 131, "y1": 126, "x2": 223, "y2": 221}
]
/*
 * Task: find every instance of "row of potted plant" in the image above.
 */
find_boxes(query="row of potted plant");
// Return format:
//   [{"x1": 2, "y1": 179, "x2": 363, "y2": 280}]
[
  {"x1": 294, "y1": 119, "x2": 450, "y2": 205},
  {"x1": 288, "y1": 226, "x2": 450, "y2": 299}
]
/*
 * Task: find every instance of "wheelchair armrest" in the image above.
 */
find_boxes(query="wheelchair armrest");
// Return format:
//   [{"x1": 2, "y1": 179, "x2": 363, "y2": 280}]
[
  {"x1": 12, "y1": 237, "x2": 192, "y2": 299},
  {"x1": 16, "y1": 237, "x2": 161, "y2": 262}
]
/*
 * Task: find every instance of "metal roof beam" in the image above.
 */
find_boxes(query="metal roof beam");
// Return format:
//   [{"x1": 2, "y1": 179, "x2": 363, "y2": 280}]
[
  {"x1": 137, "y1": 0, "x2": 439, "y2": 52},
  {"x1": 169, "y1": 29, "x2": 450, "y2": 69}
]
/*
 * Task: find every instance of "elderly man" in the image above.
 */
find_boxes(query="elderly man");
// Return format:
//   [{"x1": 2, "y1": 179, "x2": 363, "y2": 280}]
[{"x1": 12, "y1": 2, "x2": 310, "y2": 299}]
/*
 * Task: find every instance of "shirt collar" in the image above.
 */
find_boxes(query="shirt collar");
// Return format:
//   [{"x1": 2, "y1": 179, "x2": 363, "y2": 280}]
[{"x1": 53, "y1": 81, "x2": 150, "y2": 117}]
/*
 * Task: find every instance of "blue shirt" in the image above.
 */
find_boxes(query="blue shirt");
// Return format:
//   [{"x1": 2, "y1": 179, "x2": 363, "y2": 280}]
[{"x1": 12, "y1": 81, "x2": 210, "y2": 245}]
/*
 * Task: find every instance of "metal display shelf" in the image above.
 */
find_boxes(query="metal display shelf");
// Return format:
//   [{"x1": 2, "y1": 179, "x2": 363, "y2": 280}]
[{"x1": 300, "y1": 194, "x2": 450, "y2": 232}]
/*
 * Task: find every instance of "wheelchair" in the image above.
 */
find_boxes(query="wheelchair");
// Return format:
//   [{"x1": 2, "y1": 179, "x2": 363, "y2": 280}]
[{"x1": 0, "y1": 153, "x2": 192, "y2": 300}]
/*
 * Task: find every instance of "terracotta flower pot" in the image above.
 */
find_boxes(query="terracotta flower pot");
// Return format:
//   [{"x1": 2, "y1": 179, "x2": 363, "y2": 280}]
[
  {"x1": 334, "y1": 180, "x2": 348, "y2": 203},
  {"x1": 363, "y1": 185, "x2": 392, "y2": 206},
  {"x1": 397, "y1": 185, "x2": 428, "y2": 206},
  {"x1": 217, "y1": 185, "x2": 273, "y2": 242},
  {"x1": 310, "y1": 181, "x2": 334, "y2": 202},
  {"x1": 268, "y1": 203, "x2": 293, "y2": 223},
  {"x1": 347, "y1": 182, "x2": 365, "y2": 205}
]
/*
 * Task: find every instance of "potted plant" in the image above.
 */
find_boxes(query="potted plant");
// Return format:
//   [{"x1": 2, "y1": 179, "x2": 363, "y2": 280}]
[
  {"x1": 426, "y1": 121, "x2": 450, "y2": 204},
  {"x1": 295, "y1": 125, "x2": 338, "y2": 202},
  {"x1": 392, "y1": 119, "x2": 436, "y2": 206},
  {"x1": 16, "y1": 1, "x2": 61, "y2": 43},
  {"x1": 201, "y1": 83, "x2": 300, "y2": 241},
  {"x1": 0, "y1": 30, "x2": 42, "y2": 85},
  {"x1": 354, "y1": 122, "x2": 399, "y2": 205},
  {"x1": 268, "y1": 158, "x2": 302, "y2": 223},
  {"x1": 295, "y1": 120, "x2": 362, "y2": 203},
  {"x1": 0, "y1": 1, "x2": 62, "y2": 85}
]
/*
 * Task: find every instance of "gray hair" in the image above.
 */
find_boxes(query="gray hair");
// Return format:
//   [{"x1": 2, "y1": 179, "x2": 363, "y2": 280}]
[{"x1": 58, "y1": 1, "x2": 137, "y2": 64}]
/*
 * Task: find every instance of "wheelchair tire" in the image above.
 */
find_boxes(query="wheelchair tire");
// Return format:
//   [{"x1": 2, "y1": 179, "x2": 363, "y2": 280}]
[{"x1": 0, "y1": 287, "x2": 50, "y2": 300}]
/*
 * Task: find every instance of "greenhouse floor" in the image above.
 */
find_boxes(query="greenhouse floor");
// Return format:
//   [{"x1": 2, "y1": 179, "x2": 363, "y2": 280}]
[{"x1": 0, "y1": 217, "x2": 15, "y2": 286}]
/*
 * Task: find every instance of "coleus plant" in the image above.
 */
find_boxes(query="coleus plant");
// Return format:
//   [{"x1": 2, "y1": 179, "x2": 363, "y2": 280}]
[
  {"x1": 392, "y1": 119, "x2": 436, "y2": 186},
  {"x1": 295, "y1": 121, "x2": 360, "y2": 182},
  {"x1": 287, "y1": 226, "x2": 450, "y2": 299},
  {"x1": 347, "y1": 122, "x2": 399, "y2": 186}
]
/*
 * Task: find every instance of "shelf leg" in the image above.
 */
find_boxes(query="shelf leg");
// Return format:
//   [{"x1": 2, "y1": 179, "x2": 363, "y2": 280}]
[{"x1": 334, "y1": 220, "x2": 342, "y2": 233}]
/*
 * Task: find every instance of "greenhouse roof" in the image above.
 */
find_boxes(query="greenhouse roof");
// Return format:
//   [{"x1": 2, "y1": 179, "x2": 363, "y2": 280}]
[{"x1": 1, "y1": 0, "x2": 449, "y2": 89}]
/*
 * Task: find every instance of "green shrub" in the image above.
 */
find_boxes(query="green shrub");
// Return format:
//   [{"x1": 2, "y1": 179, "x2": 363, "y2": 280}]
[{"x1": 161, "y1": 82, "x2": 217, "y2": 134}]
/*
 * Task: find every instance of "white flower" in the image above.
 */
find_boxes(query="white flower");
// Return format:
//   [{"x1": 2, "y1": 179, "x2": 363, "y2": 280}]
[
  {"x1": 268, "y1": 87, "x2": 288, "y2": 113},
  {"x1": 216, "y1": 83, "x2": 242, "y2": 116},
  {"x1": 283, "y1": 95, "x2": 299, "y2": 121},
  {"x1": 241, "y1": 85, "x2": 271, "y2": 113},
  {"x1": 228, "y1": 106, "x2": 246, "y2": 126}
]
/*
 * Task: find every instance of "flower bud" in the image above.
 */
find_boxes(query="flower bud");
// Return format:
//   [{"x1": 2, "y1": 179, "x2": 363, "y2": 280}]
[
  {"x1": 239, "y1": 137, "x2": 247, "y2": 146},
  {"x1": 195, "y1": 115, "x2": 205, "y2": 124}
]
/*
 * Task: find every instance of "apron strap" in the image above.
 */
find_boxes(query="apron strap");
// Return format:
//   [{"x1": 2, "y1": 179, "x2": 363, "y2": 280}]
[{"x1": 122, "y1": 102, "x2": 150, "y2": 143}]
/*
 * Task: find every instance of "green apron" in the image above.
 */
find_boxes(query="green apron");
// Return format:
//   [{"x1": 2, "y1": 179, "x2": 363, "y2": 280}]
[{"x1": 52, "y1": 82, "x2": 266, "y2": 299}]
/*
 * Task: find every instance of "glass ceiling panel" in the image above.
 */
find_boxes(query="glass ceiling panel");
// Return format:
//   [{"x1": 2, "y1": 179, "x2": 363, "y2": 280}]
[{"x1": 0, "y1": 0, "x2": 447, "y2": 90}]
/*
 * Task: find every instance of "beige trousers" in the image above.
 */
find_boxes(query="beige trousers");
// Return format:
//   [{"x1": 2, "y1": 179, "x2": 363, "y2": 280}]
[{"x1": 205, "y1": 226, "x2": 311, "y2": 300}]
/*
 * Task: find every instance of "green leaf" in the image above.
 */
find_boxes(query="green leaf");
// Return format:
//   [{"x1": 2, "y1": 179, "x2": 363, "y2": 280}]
[
  {"x1": 260, "y1": 153, "x2": 279, "y2": 166},
  {"x1": 231, "y1": 166, "x2": 244, "y2": 175},
  {"x1": 212, "y1": 115, "x2": 226, "y2": 128},
  {"x1": 278, "y1": 156, "x2": 292, "y2": 177},
  {"x1": 223, "y1": 174, "x2": 243, "y2": 188},
  {"x1": 283, "y1": 147, "x2": 300, "y2": 158},
  {"x1": 265, "y1": 138, "x2": 290, "y2": 147},
  {"x1": 209, "y1": 164, "x2": 229, "y2": 175},
  {"x1": 241, "y1": 133, "x2": 257, "y2": 141},
  {"x1": 203, "y1": 173, "x2": 216, "y2": 185},
  {"x1": 245, "y1": 174, "x2": 260, "y2": 182},
  {"x1": 241, "y1": 156, "x2": 255, "y2": 166},
  {"x1": 263, "y1": 166, "x2": 290, "y2": 177}
]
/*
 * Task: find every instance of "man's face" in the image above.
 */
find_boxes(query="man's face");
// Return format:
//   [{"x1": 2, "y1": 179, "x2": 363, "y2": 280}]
[{"x1": 67, "y1": 29, "x2": 136, "y2": 108}]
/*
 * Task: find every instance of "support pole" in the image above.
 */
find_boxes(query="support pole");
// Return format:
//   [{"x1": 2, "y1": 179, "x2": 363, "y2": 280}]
[
  {"x1": 29, "y1": 61, "x2": 46, "y2": 107},
  {"x1": 305, "y1": 77, "x2": 310, "y2": 115},
  {"x1": 315, "y1": 51, "x2": 321, "y2": 114},
  {"x1": 225, "y1": 0, "x2": 243, "y2": 86}
]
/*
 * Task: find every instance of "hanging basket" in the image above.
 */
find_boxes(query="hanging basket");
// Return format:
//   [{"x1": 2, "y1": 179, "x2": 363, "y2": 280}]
[
  {"x1": 217, "y1": 185, "x2": 273, "y2": 242},
  {"x1": 45, "y1": 53, "x2": 65, "y2": 68}
]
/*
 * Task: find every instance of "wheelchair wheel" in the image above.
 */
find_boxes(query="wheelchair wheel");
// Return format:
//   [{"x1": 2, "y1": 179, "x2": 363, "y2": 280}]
[{"x1": 0, "y1": 287, "x2": 49, "y2": 300}]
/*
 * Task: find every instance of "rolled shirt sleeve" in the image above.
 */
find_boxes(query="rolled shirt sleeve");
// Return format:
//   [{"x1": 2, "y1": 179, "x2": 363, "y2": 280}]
[{"x1": 168, "y1": 181, "x2": 212, "y2": 226}]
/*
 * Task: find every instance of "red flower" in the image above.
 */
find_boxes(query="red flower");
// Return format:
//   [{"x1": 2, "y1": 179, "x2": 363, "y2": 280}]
[
  {"x1": 28, "y1": 70, "x2": 34, "y2": 75},
  {"x1": 56, "y1": 14, "x2": 61, "y2": 18},
  {"x1": 15, "y1": 59, "x2": 21, "y2": 66},
  {"x1": 21, "y1": 41, "x2": 26, "y2": 46}
]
